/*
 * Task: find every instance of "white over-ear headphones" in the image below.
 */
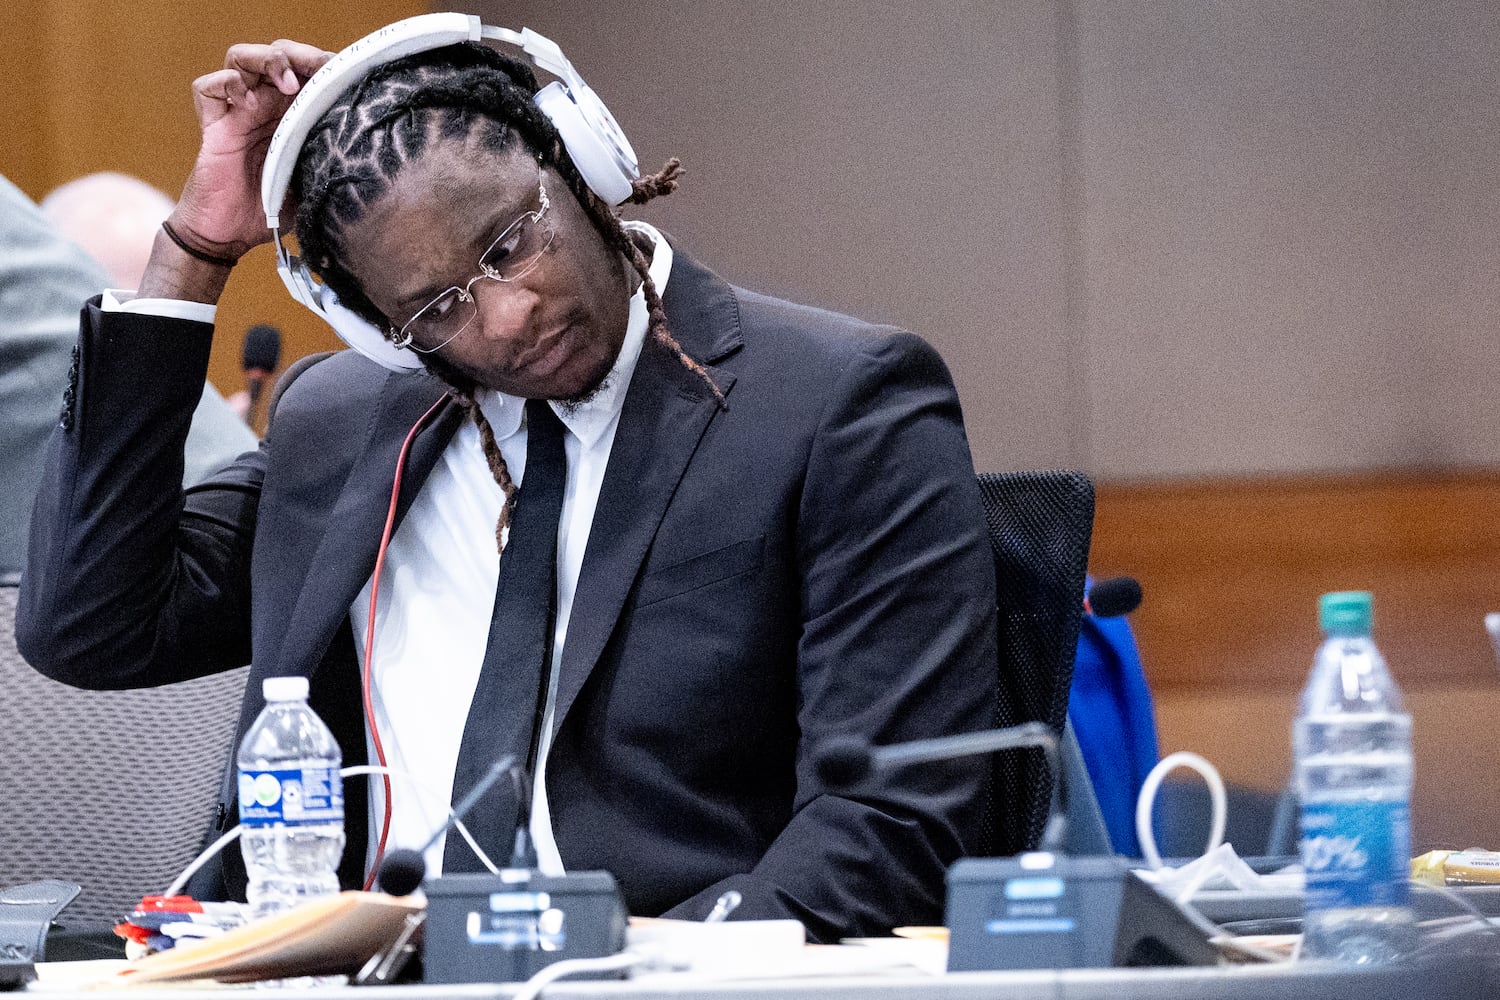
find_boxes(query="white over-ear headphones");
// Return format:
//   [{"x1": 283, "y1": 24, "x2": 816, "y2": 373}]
[{"x1": 261, "y1": 12, "x2": 640, "y2": 372}]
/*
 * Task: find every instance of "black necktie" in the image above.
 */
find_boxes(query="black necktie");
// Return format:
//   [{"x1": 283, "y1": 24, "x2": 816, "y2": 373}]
[{"x1": 444, "y1": 400, "x2": 566, "y2": 872}]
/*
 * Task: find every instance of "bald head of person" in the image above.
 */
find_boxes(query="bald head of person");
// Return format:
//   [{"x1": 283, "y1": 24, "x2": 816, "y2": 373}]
[{"x1": 41, "y1": 172, "x2": 174, "y2": 289}]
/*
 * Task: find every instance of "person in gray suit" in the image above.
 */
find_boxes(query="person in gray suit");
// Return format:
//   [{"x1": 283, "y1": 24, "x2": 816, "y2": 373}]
[
  {"x1": 40, "y1": 171, "x2": 259, "y2": 470},
  {"x1": 19, "y1": 27, "x2": 999, "y2": 940},
  {"x1": 0, "y1": 174, "x2": 254, "y2": 585}
]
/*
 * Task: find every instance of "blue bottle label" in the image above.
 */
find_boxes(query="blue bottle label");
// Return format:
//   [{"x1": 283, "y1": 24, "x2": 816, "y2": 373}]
[
  {"x1": 1301, "y1": 799, "x2": 1410, "y2": 909},
  {"x1": 238, "y1": 767, "x2": 344, "y2": 827}
]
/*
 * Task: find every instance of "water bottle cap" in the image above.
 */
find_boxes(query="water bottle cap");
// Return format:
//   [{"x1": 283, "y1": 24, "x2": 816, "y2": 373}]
[
  {"x1": 262, "y1": 676, "x2": 310, "y2": 702},
  {"x1": 1319, "y1": 590, "x2": 1373, "y2": 635}
]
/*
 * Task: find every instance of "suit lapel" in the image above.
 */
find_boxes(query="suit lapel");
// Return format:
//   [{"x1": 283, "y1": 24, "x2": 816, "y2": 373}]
[
  {"x1": 552, "y1": 250, "x2": 741, "y2": 732},
  {"x1": 274, "y1": 374, "x2": 460, "y2": 678}
]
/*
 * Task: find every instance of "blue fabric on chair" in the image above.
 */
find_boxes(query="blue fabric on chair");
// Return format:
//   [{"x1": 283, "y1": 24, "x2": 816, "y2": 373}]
[{"x1": 1068, "y1": 600, "x2": 1159, "y2": 857}]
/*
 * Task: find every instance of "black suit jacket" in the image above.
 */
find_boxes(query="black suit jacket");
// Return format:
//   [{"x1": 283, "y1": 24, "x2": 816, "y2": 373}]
[{"x1": 19, "y1": 246, "x2": 998, "y2": 942}]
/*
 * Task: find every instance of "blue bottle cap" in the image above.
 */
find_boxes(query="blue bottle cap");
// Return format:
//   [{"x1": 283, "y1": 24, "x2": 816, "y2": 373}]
[{"x1": 1319, "y1": 591, "x2": 1373, "y2": 636}]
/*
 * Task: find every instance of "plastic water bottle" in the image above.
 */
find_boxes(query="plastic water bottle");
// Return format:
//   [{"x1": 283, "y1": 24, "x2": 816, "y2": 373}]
[
  {"x1": 238, "y1": 676, "x2": 346, "y2": 919},
  {"x1": 1294, "y1": 591, "x2": 1414, "y2": 963}
]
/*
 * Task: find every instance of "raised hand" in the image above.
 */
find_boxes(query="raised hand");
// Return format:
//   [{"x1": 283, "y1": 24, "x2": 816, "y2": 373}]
[
  {"x1": 142, "y1": 39, "x2": 331, "y2": 302},
  {"x1": 176, "y1": 39, "x2": 333, "y2": 260}
]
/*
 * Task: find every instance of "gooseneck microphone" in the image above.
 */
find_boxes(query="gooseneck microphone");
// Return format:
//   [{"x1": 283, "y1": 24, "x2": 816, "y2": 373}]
[
  {"x1": 815, "y1": 722, "x2": 1058, "y2": 787},
  {"x1": 1084, "y1": 576, "x2": 1143, "y2": 618},
  {"x1": 814, "y1": 722, "x2": 1065, "y2": 850},
  {"x1": 375, "y1": 754, "x2": 518, "y2": 896}
]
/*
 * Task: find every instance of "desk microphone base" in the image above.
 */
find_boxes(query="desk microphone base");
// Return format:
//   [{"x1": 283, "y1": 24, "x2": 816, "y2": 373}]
[
  {"x1": 946, "y1": 855, "x2": 1225, "y2": 970},
  {"x1": 422, "y1": 870, "x2": 627, "y2": 984}
]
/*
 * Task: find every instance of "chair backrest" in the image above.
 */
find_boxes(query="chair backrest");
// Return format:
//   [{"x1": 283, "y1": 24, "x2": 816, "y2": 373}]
[
  {"x1": 976, "y1": 470, "x2": 1094, "y2": 856},
  {"x1": 0, "y1": 586, "x2": 247, "y2": 928}
]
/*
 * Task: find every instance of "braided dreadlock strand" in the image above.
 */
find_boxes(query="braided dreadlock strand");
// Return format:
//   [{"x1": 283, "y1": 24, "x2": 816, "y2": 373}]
[
  {"x1": 619, "y1": 222, "x2": 725, "y2": 407},
  {"x1": 627, "y1": 157, "x2": 684, "y2": 204},
  {"x1": 456, "y1": 393, "x2": 518, "y2": 549},
  {"x1": 553, "y1": 149, "x2": 724, "y2": 406}
]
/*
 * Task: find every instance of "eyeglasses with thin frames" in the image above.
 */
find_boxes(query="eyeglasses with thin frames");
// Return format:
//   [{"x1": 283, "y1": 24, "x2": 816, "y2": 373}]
[{"x1": 389, "y1": 172, "x2": 554, "y2": 353}]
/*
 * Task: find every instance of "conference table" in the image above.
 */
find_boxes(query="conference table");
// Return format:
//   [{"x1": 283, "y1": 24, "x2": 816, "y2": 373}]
[
  {"x1": 26, "y1": 865, "x2": 1500, "y2": 997},
  {"x1": 32, "y1": 934, "x2": 1500, "y2": 999},
  {"x1": 30, "y1": 959, "x2": 1500, "y2": 999}
]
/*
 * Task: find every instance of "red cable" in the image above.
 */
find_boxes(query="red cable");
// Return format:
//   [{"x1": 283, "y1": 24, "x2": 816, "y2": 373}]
[{"x1": 360, "y1": 396, "x2": 448, "y2": 890}]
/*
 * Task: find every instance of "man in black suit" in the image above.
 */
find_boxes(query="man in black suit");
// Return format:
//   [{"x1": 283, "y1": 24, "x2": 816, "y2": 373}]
[{"x1": 18, "y1": 27, "x2": 997, "y2": 942}]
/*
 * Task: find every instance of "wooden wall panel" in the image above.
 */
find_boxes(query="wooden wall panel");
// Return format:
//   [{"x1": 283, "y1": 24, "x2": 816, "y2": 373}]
[
  {"x1": 0, "y1": 0, "x2": 58, "y2": 197},
  {"x1": 1155, "y1": 685, "x2": 1500, "y2": 852},
  {"x1": 0, "y1": 3, "x2": 426, "y2": 410},
  {"x1": 1091, "y1": 471, "x2": 1500, "y2": 693},
  {"x1": 1095, "y1": 471, "x2": 1500, "y2": 852}
]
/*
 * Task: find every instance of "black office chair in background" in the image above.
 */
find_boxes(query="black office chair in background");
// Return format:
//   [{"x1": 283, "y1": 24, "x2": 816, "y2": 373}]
[
  {"x1": 0, "y1": 586, "x2": 247, "y2": 928},
  {"x1": 975, "y1": 470, "x2": 1107, "y2": 857}
]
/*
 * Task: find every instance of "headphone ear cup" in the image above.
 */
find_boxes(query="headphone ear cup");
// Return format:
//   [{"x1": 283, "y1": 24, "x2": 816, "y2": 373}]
[
  {"x1": 319, "y1": 283, "x2": 425, "y2": 372},
  {"x1": 533, "y1": 81, "x2": 638, "y2": 206}
]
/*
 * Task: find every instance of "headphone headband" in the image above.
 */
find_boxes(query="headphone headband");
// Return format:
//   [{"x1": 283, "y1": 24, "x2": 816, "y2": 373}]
[{"x1": 262, "y1": 12, "x2": 640, "y2": 372}]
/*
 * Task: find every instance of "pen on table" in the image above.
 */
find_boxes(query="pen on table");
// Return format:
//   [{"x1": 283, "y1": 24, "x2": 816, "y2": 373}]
[{"x1": 705, "y1": 890, "x2": 742, "y2": 923}]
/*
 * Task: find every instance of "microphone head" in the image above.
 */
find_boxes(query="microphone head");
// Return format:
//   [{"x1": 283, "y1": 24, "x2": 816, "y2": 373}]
[
  {"x1": 813, "y1": 735, "x2": 875, "y2": 789},
  {"x1": 1088, "y1": 576, "x2": 1143, "y2": 617},
  {"x1": 376, "y1": 848, "x2": 426, "y2": 896},
  {"x1": 242, "y1": 324, "x2": 283, "y2": 372}
]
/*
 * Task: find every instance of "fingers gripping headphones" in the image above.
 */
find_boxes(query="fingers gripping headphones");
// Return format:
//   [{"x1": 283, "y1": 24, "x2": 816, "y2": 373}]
[{"x1": 260, "y1": 12, "x2": 641, "y2": 372}]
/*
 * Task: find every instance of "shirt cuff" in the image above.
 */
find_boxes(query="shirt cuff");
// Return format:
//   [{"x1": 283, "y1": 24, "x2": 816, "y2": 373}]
[{"x1": 102, "y1": 288, "x2": 217, "y2": 326}]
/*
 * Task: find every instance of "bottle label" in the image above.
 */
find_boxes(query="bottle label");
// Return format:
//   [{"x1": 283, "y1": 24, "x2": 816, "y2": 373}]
[
  {"x1": 1301, "y1": 799, "x2": 1410, "y2": 909},
  {"x1": 237, "y1": 767, "x2": 344, "y2": 827}
]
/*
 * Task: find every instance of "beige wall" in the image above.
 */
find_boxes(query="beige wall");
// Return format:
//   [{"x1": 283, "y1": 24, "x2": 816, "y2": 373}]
[
  {"x1": 478, "y1": 0, "x2": 1500, "y2": 480},
  {"x1": 1074, "y1": 2, "x2": 1500, "y2": 479}
]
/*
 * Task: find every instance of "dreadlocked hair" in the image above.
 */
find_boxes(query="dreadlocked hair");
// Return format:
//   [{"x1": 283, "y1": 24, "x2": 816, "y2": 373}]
[
  {"x1": 456, "y1": 391, "x2": 518, "y2": 546},
  {"x1": 290, "y1": 42, "x2": 721, "y2": 552}
]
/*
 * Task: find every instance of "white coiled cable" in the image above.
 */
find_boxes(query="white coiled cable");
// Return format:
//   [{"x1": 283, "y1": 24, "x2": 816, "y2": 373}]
[{"x1": 1134, "y1": 750, "x2": 1228, "y2": 871}]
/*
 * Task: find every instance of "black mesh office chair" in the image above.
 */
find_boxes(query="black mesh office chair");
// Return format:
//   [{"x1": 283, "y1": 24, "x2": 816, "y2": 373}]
[
  {"x1": 0, "y1": 586, "x2": 247, "y2": 928},
  {"x1": 975, "y1": 470, "x2": 1095, "y2": 857}
]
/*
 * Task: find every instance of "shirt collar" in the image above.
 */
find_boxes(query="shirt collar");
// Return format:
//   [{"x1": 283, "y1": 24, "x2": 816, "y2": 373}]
[{"x1": 475, "y1": 220, "x2": 673, "y2": 447}]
